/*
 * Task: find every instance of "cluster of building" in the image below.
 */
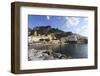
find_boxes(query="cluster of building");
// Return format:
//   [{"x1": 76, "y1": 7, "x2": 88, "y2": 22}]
[
  {"x1": 28, "y1": 31, "x2": 60, "y2": 44},
  {"x1": 28, "y1": 30, "x2": 88, "y2": 44}
]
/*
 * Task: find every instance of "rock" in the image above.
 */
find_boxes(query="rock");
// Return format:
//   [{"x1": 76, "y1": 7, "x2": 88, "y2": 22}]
[{"x1": 28, "y1": 48, "x2": 71, "y2": 61}]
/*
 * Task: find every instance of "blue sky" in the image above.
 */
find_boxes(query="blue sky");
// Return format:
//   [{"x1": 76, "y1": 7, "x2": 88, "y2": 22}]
[{"x1": 28, "y1": 15, "x2": 88, "y2": 37}]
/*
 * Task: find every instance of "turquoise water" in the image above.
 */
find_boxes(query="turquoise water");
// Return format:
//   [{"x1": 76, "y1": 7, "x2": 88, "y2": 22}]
[{"x1": 53, "y1": 44, "x2": 88, "y2": 58}]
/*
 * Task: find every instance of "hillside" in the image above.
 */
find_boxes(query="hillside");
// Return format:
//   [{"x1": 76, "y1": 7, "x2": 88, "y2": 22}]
[
  {"x1": 29, "y1": 25, "x2": 73, "y2": 38},
  {"x1": 29, "y1": 25, "x2": 88, "y2": 44}
]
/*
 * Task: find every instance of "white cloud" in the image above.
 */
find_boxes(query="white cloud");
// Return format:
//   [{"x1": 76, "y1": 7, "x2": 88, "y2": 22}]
[
  {"x1": 80, "y1": 28, "x2": 88, "y2": 37},
  {"x1": 84, "y1": 17, "x2": 88, "y2": 21},
  {"x1": 47, "y1": 16, "x2": 50, "y2": 20},
  {"x1": 65, "y1": 17, "x2": 80, "y2": 27},
  {"x1": 64, "y1": 17, "x2": 88, "y2": 37},
  {"x1": 76, "y1": 25, "x2": 88, "y2": 37}
]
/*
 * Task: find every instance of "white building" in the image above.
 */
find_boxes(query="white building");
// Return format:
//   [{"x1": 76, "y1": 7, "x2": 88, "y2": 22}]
[
  {"x1": 28, "y1": 35, "x2": 50, "y2": 43},
  {"x1": 28, "y1": 31, "x2": 60, "y2": 44}
]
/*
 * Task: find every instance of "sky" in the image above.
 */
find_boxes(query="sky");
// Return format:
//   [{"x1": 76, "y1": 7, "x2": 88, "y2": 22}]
[{"x1": 28, "y1": 15, "x2": 88, "y2": 37}]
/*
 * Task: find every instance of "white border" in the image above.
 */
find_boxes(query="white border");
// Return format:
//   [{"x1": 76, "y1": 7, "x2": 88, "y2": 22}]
[{"x1": 20, "y1": 6, "x2": 95, "y2": 70}]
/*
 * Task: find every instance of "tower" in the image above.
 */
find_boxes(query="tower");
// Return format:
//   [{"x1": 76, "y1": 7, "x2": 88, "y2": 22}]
[{"x1": 34, "y1": 30, "x2": 37, "y2": 36}]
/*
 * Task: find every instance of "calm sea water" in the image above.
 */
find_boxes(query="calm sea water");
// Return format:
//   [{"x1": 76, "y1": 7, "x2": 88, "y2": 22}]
[
  {"x1": 29, "y1": 43, "x2": 88, "y2": 59},
  {"x1": 53, "y1": 44, "x2": 88, "y2": 58}
]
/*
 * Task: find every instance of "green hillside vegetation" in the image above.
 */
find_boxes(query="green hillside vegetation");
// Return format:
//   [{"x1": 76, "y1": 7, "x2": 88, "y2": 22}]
[{"x1": 29, "y1": 25, "x2": 73, "y2": 39}]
